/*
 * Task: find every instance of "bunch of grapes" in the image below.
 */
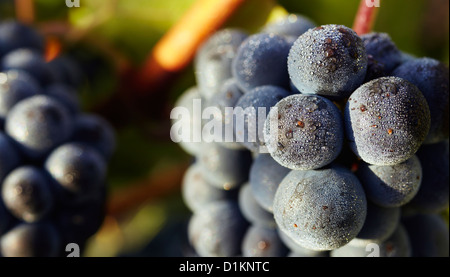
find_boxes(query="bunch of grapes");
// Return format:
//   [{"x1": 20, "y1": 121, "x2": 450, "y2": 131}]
[
  {"x1": 173, "y1": 13, "x2": 449, "y2": 257},
  {"x1": 0, "y1": 20, "x2": 116, "y2": 257}
]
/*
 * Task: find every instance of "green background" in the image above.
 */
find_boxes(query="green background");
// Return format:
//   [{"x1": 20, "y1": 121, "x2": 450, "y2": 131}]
[{"x1": 0, "y1": 0, "x2": 448, "y2": 257}]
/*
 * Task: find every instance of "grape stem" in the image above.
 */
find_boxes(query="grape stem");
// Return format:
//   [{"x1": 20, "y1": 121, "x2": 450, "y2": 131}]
[{"x1": 352, "y1": 0, "x2": 380, "y2": 35}]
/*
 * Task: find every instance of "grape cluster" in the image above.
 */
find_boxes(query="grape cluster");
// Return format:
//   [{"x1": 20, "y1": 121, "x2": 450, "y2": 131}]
[
  {"x1": 0, "y1": 20, "x2": 116, "y2": 257},
  {"x1": 173, "y1": 12, "x2": 449, "y2": 258}
]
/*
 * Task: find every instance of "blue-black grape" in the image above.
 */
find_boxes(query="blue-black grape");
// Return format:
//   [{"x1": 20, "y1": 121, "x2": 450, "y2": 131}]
[
  {"x1": 344, "y1": 76, "x2": 430, "y2": 165},
  {"x1": 402, "y1": 141, "x2": 449, "y2": 214},
  {"x1": 364, "y1": 54, "x2": 387, "y2": 83},
  {"x1": 330, "y1": 223, "x2": 411, "y2": 257},
  {"x1": 238, "y1": 183, "x2": 276, "y2": 228},
  {"x1": 1, "y1": 48, "x2": 55, "y2": 87},
  {"x1": 234, "y1": 85, "x2": 290, "y2": 152},
  {"x1": 249, "y1": 154, "x2": 290, "y2": 212},
  {"x1": 5, "y1": 95, "x2": 74, "y2": 161},
  {"x1": 241, "y1": 225, "x2": 288, "y2": 257},
  {"x1": 350, "y1": 201, "x2": 401, "y2": 246},
  {"x1": 232, "y1": 33, "x2": 292, "y2": 93},
  {"x1": 273, "y1": 166, "x2": 367, "y2": 251},
  {"x1": 391, "y1": 57, "x2": 449, "y2": 144},
  {"x1": 55, "y1": 188, "x2": 106, "y2": 246},
  {"x1": 264, "y1": 94, "x2": 344, "y2": 170},
  {"x1": 195, "y1": 29, "x2": 248, "y2": 100},
  {"x1": 187, "y1": 200, "x2": 249, "y2": 257},
  {"x1": 288, "y1": 24, "x2": 367, "y2": 99},
  {"x1": 44, "y1": 143, "x2": 107, "y2": 199},
  {"x1": 197, "y1": 142, "x2": 252, "y2": 190},
  {"x1": 360, "y1": 32, "x2": 403, "y2": 74},
  {"x1": 170, "y1": 86, "x2": 205, "y2": 156},
  {"x1": 402, "y1": 213, "x2": 449, "y2": 257},
  {"x1": 0, "y1": 70, "x2": 42, "y2": 121},
  {"x1": 206, "y1": 78, "x2": 245, "y2": 149},
  {"x1": 71, "y1": 113, "x2": 116, "y2": 161},
  {"x1": 356, "y1": 155, "x2": 422, "y2": 208},
  {"x1": 0, "y1": 131, "x2": 20, "y2": 183},
  {"x1": 44, "y1": 83, "x2": 80, "y2": 115},
  {"x1": 181, "y1": 163, "x2": 237, "y2": 213},
  {"x1": 47, "y1": 54, "x2": 84, "y2": 88},
  {"x1": 0, "y1": 197, "x2": 11, "y2": 236},
  {"x1": 0, "y1": 20, "x2": 44, "y2": 58},
  {"x1": 1, "y1": 166, "x2": 54, "y2": 223},
  {"x1": 278, "y1": 228, "x2": 329, "y2": 257},
  {"x1": 0, "y1": 222, "x2": 61, "y2": 257}
]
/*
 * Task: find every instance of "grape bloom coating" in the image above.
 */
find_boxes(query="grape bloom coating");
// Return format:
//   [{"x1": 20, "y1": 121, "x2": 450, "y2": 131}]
[
  {"x1": 288, "y1": 24, "x2": 367, "y2": 99},
  {"x1": 273, "y1": 167, "x2": 367, "y2": 251},
  {"x1": 264, "y1": 94, "x2": 344, "y2": 170},
  {"x1": 344, "y1": 76, "x2": 430, "y2": 165}
]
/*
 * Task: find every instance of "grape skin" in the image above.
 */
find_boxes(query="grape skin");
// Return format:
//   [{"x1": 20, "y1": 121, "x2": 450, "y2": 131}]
[
  {"x1": 288, "y1": 24, "x2": 367, "y2": 99},
  {"x1": 249, "y1": 154, "x2": 290, "y2": 212},
  {"x1": 0, "y1": 223, "x2": 61, "y2": 257},
  {"x1": 1, "y1": 166, "x2": 54, "y2": 223},
  {"x1": 264, "y1": 94, "x2": 344, "y2": 170},
  {"x1": 344, "y1": 76, "x2": 430, "y2": 165},
  {"x1": 273, "y1": 167, "x2": 367, "y2": 251},
  {"x1": 5, "y1": 95, "x2": 74, "y2": 161},
  {"x1": 391, "y1": 57, "x2": 449, "y2": 144},
  {"x1": 195, "y1": 29, "x2": 248, "y2": 100},
  {"x1": 360, "y1": 32, "x2": 403, "y2": 74},
  {"x1": 187, "y1": 200, "x2": 249, "y2": 257},
  {"x1": 238, "y1": 183, "x2": 276, "y2": 228},
  {"x1": 232, "y1": 33, "x2": 292, "y2": 93},
  {"x1": 181, "y1": 163, "x2": 237, "y2": 213},
  {"x1": 356, "y1": 155, "x2": 422, "y2": 208},
  {"x1": 330, "y1": 224, "x2": 411, "y2": 257},
  {"x1": 241, "y1": 225, "x2": 288, "y2": 257}
]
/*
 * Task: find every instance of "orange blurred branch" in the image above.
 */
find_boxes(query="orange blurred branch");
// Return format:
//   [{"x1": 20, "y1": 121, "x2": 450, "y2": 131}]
[
  {"x1": 14, "y1": 0, "x2": 35, "y2": 24},
  {"x1": 353, "y1": 0, "x2": 380, "y2": 35},
  {"x1": 132, "y1": 0, "x2": 246, "y2": 96},
  {"x1": 94, "y1": 0, "x2": 247, "y2": 126}
]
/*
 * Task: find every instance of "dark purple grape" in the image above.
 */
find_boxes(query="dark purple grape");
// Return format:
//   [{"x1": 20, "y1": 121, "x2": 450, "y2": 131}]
[
  {"x1": 5, "y1": 95, "x2": 74, "y2": 161},
  {"x1": 71, "y1": 113, "x2": 116, "y2": 160},
  {"x1": 0, "y1": 222, "x2": 61, "y2": 257},
  {"x1": 360, "y1": 32, "x2": 402, "y2": 74},
  {"x1": 288, "y1": 24, "x2": 367, "y2": 99},
  {"x1": 344, "y1": 76, "x2": 430, "y2": 165},
  {"x1": 187, "y1": 200, "x2": 249, "y2": 257},
  {"x1": 0, "y1": 70, "x2": 42, "y2": 120},
  {"x1": 241, "y1": 225, "x2": 288, "y2": 257},
  {"x1": 2, "y1": 166, "x2": 54, "y2": 223},
  {"x1": 44, "y1": 143, "x2": 107, "y2": 198},
  {"x1": 0, "y1": 20, "x2": 44, "y2": 57},
  {"x1": 264, "y1": 94, "x2": 344, "y2": 170},
  {"x1": 232, "y1": 33, "x2": 292, "y2": 93},
  {"x1": 391, "y1": 57, "x2": 449, "y2": 144},
  {"x1": 1, "y1": 48, "x2": 55, "y2": 86},
  {"x1": 195, "y1": 29, "x2": 248, "y2": 100},
  {"x1": 273, "y1": 166, "x2": 367, "y2": 251}
]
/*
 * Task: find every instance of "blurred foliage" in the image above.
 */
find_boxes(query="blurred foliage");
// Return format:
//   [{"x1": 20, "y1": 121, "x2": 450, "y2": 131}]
[{"x1": 0, "y1": 0, "x2": 448, "y2": 257}]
